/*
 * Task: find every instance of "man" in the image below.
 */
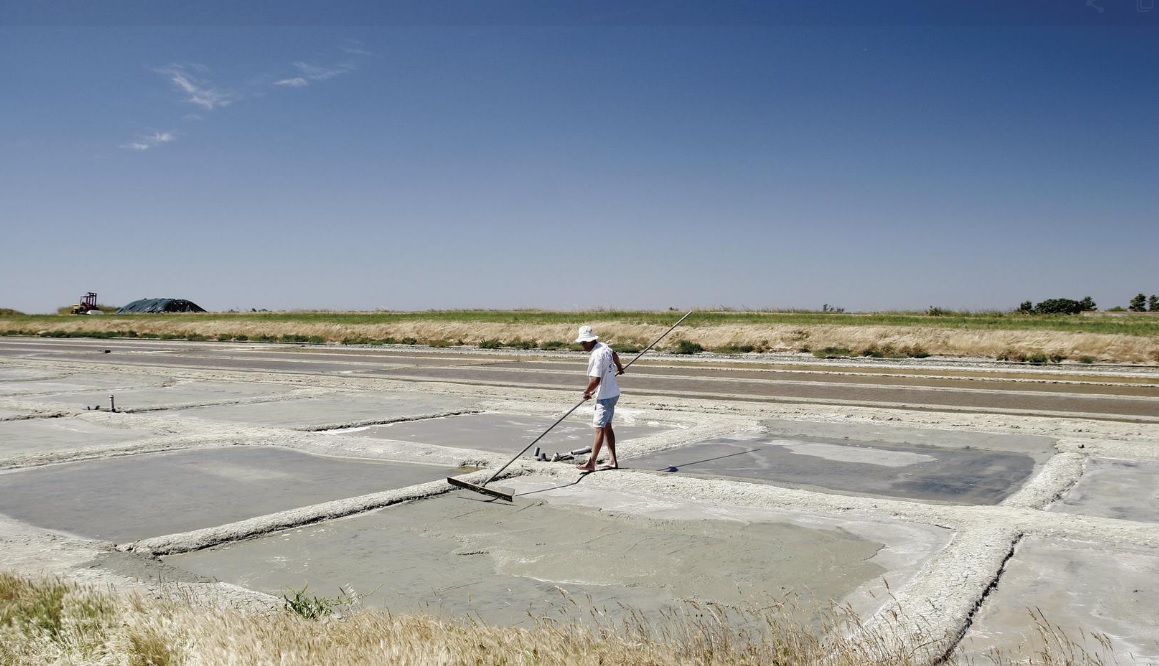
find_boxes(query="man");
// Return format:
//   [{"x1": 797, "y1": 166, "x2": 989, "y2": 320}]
[{"x1": 574, "y1": 325, "x2": 625, "y2": 472}]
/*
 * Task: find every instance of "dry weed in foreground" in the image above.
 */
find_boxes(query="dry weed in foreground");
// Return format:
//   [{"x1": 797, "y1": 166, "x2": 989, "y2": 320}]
[
  {"x1": 0, "y1": 573, "x2": 1129, "y2": 666},
  {"x1": 970, "y1": 607, "x2": 1125, "y2": 666}
]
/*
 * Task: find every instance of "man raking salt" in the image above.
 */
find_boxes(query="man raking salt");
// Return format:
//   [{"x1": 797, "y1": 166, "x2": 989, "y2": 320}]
[
  {"x1": 574, "y1": 325, "x2": 625, "y2": 472},
  {"x1": 445, "y1": 311, "x2": 690, "y2": 500}
]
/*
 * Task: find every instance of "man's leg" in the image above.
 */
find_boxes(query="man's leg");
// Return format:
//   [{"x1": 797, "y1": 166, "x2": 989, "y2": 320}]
[
  {"x1": 580, "y1": 397, "x2": 616, "y2": 471},
  {"x1": 599, "y1": 424, "x2": 618, "y2": 469},
  {"x1": 578, "y1": 427, "x2": 605, "y2": 471}
]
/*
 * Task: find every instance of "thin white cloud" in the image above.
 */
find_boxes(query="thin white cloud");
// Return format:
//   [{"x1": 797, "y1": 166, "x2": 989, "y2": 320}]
[
  {"x1": 155, "y1": 65, "x2": 236, "y2": 110},
  {"x1": 296, "y1": 61, "x2": 351, "y2": 80},
  {"x1": 121, "y1": 131, "x2": 176, "y2": 151},
  {"x1": 341, "y1": 40, "x2": 381, "y2": 58},
  {"x1": 275, "y1": 61, "x2": 353, "y2": 88}
]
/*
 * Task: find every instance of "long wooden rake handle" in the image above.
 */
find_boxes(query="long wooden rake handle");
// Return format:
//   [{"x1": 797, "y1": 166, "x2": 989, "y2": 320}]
[
  {"x1": 477, "y1": 310, "x2": 694, "y2": 486},
  {"x1": 620, "y1": 310, "x2": 693, "y2": 371}
]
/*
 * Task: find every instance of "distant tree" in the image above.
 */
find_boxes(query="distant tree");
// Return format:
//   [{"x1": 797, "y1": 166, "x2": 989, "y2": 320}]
[
  {"x1": 1149, "y1": 295, "x2": 1159, "y2": 312},
  {"x1": 1129, "y1": 293, "x2": 1147, "y2": 312},
  {"x1": 1079, "y1": 296, "x2": 1096, "y2": 311},
  {"x1": 1033, "y1": 298, "x2": 1085, "y2": 315},
  {"x1": 1018, "y1": 301, "x2": 1034, "y2": 313}
]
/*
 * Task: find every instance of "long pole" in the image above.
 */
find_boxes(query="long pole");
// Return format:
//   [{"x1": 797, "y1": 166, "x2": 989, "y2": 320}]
[
  {"x1": 476, "y1": 310, "x2": 694, "y2": 487},
  {"x1": 620, "y1": 310, "x2": 693, "y2": 372}
]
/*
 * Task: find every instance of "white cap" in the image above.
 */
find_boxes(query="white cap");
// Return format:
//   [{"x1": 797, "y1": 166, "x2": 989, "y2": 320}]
[{"x1": 575, "y1": 325, "x2": 598, "y2": 343}]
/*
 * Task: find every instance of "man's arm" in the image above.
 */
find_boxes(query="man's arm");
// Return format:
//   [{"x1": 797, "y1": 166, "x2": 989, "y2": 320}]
[
  {"x1": 583, "y1": 375, "x2": 600, "y2": 400},
  {"x1": 612, "y1": 351, "x2": 625, "y2": 375}
]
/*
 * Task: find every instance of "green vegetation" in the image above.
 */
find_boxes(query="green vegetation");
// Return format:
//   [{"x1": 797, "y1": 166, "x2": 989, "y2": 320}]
[
  {"x1": 673, "y1": 340, "x2": 704, "y2": 355},
  {"x1": 996, "y1": 350, "x2": 1066, "y2": 364},
  {"x1": 861, "y1": 344, "x2": 903, "y2": 359},
  {"x1": 275, "y1": 333, "x2": 327, "y2": 344},
  {"x1": 814, "y1": 346, "x2": 853, "y2": 359},
  {"x1": 866, "y1": 344, "x2": 927, "y2": 359},
  {"x1": 342, "y1": 336, "x2": 400, "y2": 346},
  {"x1": 816, "y1": 343, "x2": 930, "y2": 359},
  {"x1": 476, "y1": 338, "x2": 544, "y2": 350},
  {"x1": 1017, "y1": 297, "x2": 1097, "y2": 315},
  {"x1": 2, "y1": 308, "x2": 1157, "y2": 336},
  {"x1": 1127, "y1": 293, "x2": 1159, "y2": 312},
  {"x1": 282, "y1": 584, "x2": 361, "y2": 620},
  {"x1": 612, "y1": 343, "x2": 645, "y2": 354},
  {"x1": 712, "y1": 344, "x2": 757, "y2": 354}
]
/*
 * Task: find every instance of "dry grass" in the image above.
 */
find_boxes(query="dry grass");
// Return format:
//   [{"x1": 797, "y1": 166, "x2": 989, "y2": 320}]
[
  {"x1": 4, "y1": 315, "x2": 1159, "y2": 363},
  {"x1": 969, "y1": 607, "x2": 1125, "y2": 666},
  {"x1": 0, "y1": 573, "x2": 1130, "y2": 666}
]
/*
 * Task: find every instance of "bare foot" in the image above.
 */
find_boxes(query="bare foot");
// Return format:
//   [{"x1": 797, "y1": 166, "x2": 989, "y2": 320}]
[
  {"x1": 597, "y1": 463, "x2": 618, "y2": 471},
  {"x1": 576, "y1": 463, "x2": 595, "y2": 472}
]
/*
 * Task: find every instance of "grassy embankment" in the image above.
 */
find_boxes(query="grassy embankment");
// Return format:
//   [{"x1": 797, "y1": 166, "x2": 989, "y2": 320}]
[
  {"x1": 0, "y1": 573, "x2": 1120, "y2": 665},
  {"x1": 2, "y1": 309, "x2": 1158, "y2": 364}
]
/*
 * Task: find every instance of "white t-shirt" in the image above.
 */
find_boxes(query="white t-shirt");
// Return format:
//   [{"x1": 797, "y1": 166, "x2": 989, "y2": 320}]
[{"x1": 586, "y1": 342, "x2": 620, "y2": 400}]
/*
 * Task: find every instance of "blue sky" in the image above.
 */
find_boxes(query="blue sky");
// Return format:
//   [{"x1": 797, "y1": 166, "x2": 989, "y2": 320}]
[{"x1": 2, "y1": 2, "x2": 1156, "y2": 314}]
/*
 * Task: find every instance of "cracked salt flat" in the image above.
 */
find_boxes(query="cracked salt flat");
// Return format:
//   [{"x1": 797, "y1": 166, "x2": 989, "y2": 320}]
[
  {"x1": 1049, "y1": 457, "x2": 1159, "y2": 524},
  {"x1": 768, "y1": 440, "x2": 936, "y2": 466},
  {"x1": 25, "y1": 381, "x2": 297, "y2": 410},
  {"x1": 165, "y1": 491, "x2": 902, "y2": 627},
  {"x1": 958, "y1": 536, "x2": 1159, "y2": 663},
  {"x1": 628, "y1": 435, "x2": 1038, "y2": 505},
  {"x1": 0, "y1": 446, "x2": 456, "y2": 542},
  {"x1": 0, "y1": 418, "x2": 151, "y2": 457},
  {"x1": 337, "y1": 411, "x2": 673, "y2": 455},
  {"x1": 169, "y1": 393, "x2": 477, "y2": 429}
]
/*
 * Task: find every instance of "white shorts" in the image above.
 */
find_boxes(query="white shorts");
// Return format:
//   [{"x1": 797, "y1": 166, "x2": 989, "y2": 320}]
[{"x1": 593, "y1": 396, "x2": 619, "y2": 428}]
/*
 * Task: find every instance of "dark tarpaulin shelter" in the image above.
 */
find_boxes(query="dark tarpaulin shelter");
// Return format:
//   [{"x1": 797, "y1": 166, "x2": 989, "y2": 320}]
[{"x1": 115, "y1": 298, "x2": 206, "y2": 314}]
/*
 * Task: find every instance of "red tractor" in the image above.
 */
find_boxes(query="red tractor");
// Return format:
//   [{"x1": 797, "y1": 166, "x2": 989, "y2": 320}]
[{"x1": 70, "y1": 292, "x2": 101, "y2": 315}]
